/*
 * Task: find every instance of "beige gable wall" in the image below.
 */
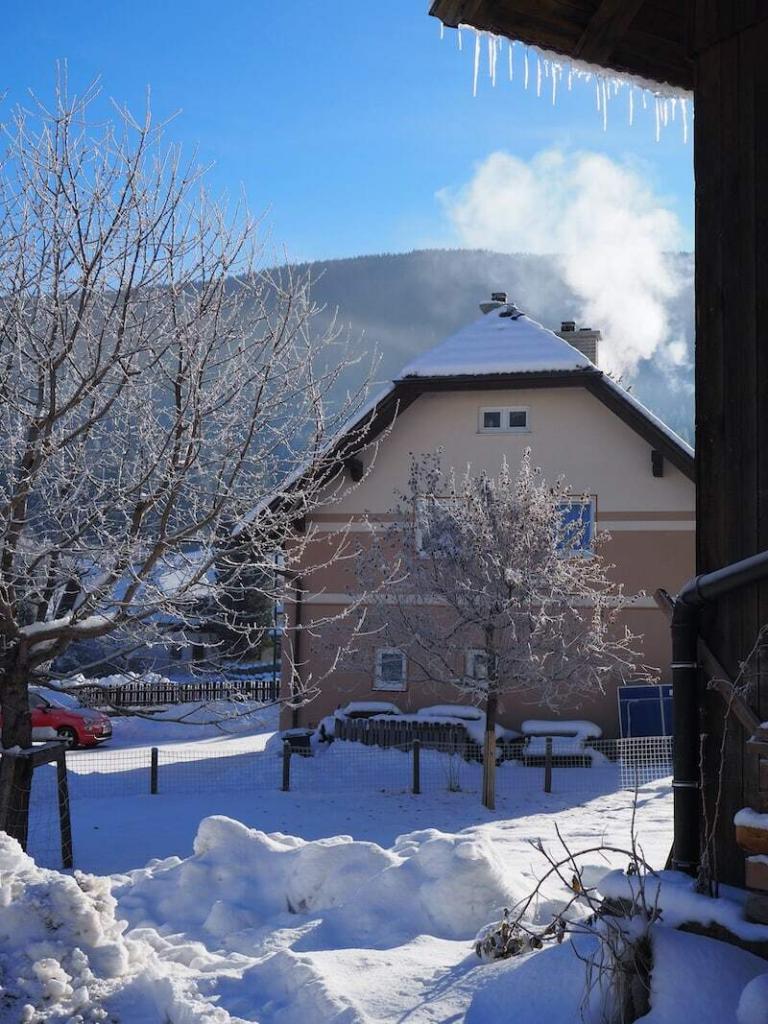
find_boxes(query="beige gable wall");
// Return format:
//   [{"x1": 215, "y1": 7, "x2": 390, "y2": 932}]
[
  {"x1": 321, "y1": 386, "x2": 693, "y2": 514},
  {"x1": 285, "y1": 384, "x2": 695, "y2": 737}
]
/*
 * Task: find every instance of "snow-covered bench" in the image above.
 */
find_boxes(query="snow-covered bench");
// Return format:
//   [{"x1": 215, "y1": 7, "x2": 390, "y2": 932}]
[{"x1": 520, "y1": 719, "x2": 603, "y2": 766}]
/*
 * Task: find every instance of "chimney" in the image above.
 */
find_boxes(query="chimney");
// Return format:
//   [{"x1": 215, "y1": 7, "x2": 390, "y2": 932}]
[
  {"x1": 556, "y1": 320, "x2": 601, "y2": 364},
  {"x1": 479, "y1": 291, "x2": 507, "y2": 314}
]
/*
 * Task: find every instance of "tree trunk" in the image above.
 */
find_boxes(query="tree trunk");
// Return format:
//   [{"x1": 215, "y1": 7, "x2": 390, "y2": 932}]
[
  {"x1": 482, "y1": 690, "x2": 497, "y2": 810},
  {"x1": 0, "y1": 664, "x2": 33, "y2": 849}
]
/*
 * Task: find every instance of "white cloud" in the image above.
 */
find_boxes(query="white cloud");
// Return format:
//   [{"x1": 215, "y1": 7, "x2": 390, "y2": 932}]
[{"x1": 437, "y1": 149, "x2": 686, "y2": 376}]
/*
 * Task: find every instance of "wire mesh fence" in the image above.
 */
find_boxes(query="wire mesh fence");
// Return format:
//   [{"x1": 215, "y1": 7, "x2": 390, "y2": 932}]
[
  {"x1": 49, "y1": 734, "x2": 672, "y2": 802},
  {"x1": 15, "y1": 733, "x2": 672, "y2": 870}
]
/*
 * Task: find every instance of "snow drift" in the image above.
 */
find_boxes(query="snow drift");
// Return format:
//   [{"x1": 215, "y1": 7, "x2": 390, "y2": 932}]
[{"x1": 117, "y1": 816, "x2": 527, "y2": 950}]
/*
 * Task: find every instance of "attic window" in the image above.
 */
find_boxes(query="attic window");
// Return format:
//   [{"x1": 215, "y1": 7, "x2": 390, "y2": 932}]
[{"x1": 479, "y1": 407, "x2": 529, "y2": 433}]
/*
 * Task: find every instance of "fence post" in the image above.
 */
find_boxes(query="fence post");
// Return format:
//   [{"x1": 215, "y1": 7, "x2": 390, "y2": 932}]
[
  {"x1": 282, "y1": 740, "x2": 291, "y2": 792},
  {"x1": 544, "y1": 737, "x2": 553, "y2": 793},
  {"x1": 56, "y1": 750, "x2": 74, "y2": 869},
  {"x1": 412, "y1": 739, "x2": 421, "y2": 795},
  {"x1": 150, "y1": 747, "x2": 159, "y2": 795}
]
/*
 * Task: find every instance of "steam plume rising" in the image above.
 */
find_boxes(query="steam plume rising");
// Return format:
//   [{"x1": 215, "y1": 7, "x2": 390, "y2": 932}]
[{"x1": 437, "y1": 149, "x2": 688, "y2": 376}]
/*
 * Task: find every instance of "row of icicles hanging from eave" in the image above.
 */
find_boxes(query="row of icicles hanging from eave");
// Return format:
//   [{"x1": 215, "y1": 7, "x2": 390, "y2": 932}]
[{"x1": 440, "y1": 22, "x2": 692, "y2": 143}]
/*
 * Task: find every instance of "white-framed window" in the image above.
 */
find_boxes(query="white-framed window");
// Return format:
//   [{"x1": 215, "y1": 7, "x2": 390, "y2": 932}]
[
  {"x1": 374, "y1": 647, "x2": 407, "y2": 691},
  {"x1": 479, "y1": 406, "x2": 529, "y2": 433},
  {"x1": 558, "y1": 499, "x2": 595, "y2": 554},
  {"x1": 465, "y1": 648, "x2": 490, "y2": 681}
]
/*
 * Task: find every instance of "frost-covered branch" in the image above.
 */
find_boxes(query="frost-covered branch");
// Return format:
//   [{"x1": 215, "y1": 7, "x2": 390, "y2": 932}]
[{"x1": 0, "y1": 73, "x2": 377, "y2": 752}]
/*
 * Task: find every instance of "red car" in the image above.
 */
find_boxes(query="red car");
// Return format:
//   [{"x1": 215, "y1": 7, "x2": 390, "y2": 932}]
[{"x1": 27, "y1": 690, "x2": 112, "y2": 748}]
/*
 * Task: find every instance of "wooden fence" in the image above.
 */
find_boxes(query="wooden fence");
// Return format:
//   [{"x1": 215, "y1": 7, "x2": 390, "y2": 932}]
[
  {"x1": 75, "y1": 677, "x2": 280, "y2": 709},
  {"x1": 333, "y1": 716, "x2": 532, "y2": 761},
  {"x1": 334, "y1": 716, "x2": 480, "y2": 756}
]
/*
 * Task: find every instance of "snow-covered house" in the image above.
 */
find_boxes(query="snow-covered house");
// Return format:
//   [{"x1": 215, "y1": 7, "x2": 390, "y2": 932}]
[{"x1": 280, "y1": 298, "x2": 695, "y2": 737}]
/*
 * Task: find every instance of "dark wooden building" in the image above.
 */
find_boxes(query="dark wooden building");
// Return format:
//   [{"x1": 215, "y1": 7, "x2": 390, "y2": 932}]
[{"x1": 429, "y1": 0, "x2": 768, "y2": 887}]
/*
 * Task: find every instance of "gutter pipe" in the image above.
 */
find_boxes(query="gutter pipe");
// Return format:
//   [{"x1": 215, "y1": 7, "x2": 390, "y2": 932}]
[{"x1": 672, "y1": 548, "x2": 768, "y2": 873}]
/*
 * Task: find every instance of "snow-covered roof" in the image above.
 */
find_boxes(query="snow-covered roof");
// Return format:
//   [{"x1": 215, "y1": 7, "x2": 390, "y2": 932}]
[
  {"x1": 397, "y1": 306, "x2": 593, "y2": 379},
  {"x1": 251, "y1": 303, "x2": 694, "y2": 524}
]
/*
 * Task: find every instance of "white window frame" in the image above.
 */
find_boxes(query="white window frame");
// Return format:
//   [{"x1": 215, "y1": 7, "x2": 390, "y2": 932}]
[
  {"x1": 465, "y1": 648, "x2": 490, "y2": 681},
  {"x1": 374, "y1": 647, "x2": 407, "y2": 691},
  {"x1": 479, "y1": 406, "x2": 530, "y2": 434}
]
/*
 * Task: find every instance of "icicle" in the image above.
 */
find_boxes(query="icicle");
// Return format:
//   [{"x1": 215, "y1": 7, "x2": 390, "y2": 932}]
[
  {"x1": 681, "y1": 97, "x2": 689, "y2": 144},
  {"x1": 567, "y1": 67, "x2": 573, "y2": 91},
  {"x1": 670, "y1": 96, "x2": 677, "y2": 121},
  {"x1": 596, "y1": 80, "x2": 601, "y2": 113},
  {"x1": 552, "y1": 64, "x2": 558, "y2": 105},
  {"x1": 439, "y1": 21, "x2": 444, "y2": 40},
  {"x1": 628, "y1": 87, "x2": 634, "y2": 127},
  {"x1": 602, "y1": 78, "x2": 608, "y2": 131},
  {"x1": 654, "y1": 97, "x2": 661, "y2": 141},
  {"x1": 508, "y1": 41, "x2": 513, "y2": 81},
  {"x1": 642, "y1": 90, "x2": 648, "y2": 110},
  {"x1": 489, "y1": 35, "x2": 499, "y2": 86},
  {"x1": 524, "y1": 48, "x2": 529, "y2": 90},
  {"x1": 472, "y1": 31, "x2": 481, "y2": 97},
  {"x1": 536, "y1": 54, "x2": 542, "y2": 97},
  {"x1": 457, "y1": 27, "x2": 463, "y2": 50}
]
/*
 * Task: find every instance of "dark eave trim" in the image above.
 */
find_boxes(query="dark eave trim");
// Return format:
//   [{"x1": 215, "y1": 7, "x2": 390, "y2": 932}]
[
  {"x1": 428, "y1": 0, "x2": 693, "y2": 92},
  {"x1": 584, "y1": 376, "x2": 694, "y2": 480}
]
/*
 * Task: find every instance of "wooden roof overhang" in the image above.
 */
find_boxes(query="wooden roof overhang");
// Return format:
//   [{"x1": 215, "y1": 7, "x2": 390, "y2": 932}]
[
  {"x1": 267, "y1": 369, "x2": 693, "y2": 521},
  {"x1": 429, "y1": 0, "x2": 694, "y2": 91}
]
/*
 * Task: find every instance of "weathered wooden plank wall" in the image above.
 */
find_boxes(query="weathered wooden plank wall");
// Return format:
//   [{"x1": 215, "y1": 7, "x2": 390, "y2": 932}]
[{"x1": 694, "y1": 1, "x2": 768, "y2": 884}]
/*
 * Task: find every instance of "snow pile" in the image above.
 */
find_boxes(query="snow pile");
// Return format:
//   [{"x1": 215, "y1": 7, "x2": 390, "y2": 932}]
[
  {"x1": 643, "y1": 927, "x2": 767, "y2": 1024},
  {"x1": 335, "y1": 700, "x2": 403, "y2": 718},
  {"x1": 521, "y1": 719, "x2": 602, "y2": 740},
  {"x1": 116, "y1": 816, "x2": 526, "y2": 948},
  {"x1": 735, "y1": 808, "x2": 768, "y2": 831},
  {"x1": 103, "y1": 699, "x2": 278, "y2": 748},
  {"x1": 418, "y1": 704, "x2": 484, "y2": 722},
  {"x1": 738, "y1": 974, "x2": 768, "y2": 1024},
  {"x1": 599, "y1": 868, "x2": 768, "y2": 944},
  {"x1": 521, "y1": 720, "x2": 603, "y2": 761},
  {"x1": 0, "y1": 833, "x2": 133, "y2": 1021}
]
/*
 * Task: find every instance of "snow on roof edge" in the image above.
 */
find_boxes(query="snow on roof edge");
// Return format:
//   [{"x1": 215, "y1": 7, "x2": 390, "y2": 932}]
[{"x1": 601, "y1": 375, "x2": 694, "y2": 459}]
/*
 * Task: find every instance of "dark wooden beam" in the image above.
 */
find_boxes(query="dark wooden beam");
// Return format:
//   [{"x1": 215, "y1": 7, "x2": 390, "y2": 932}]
[
  {"x1": 345, "y1": 457, "x2": 364, "y2": 483},
  {"x1": 573, "y1": 0, "x2": 646, "y2": 65},
  {"x1": 429, "y1": 0, "x2": 694, "y2": 89}
]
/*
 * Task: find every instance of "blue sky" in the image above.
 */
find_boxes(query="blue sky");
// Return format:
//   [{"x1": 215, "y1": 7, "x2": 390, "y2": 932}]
[{"x1": 5, "y1": 0, "x2": 693, "y2": 263}]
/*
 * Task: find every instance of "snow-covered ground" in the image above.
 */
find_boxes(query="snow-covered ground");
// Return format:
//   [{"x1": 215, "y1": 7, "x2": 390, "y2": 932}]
[{"x1": 7, "y1": 711, "x2": 768, "y2": 1023}]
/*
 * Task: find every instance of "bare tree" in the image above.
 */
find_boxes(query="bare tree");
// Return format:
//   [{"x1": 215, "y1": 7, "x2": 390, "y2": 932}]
[
  {"x1": 355, "y1": 451, "x2": 646, "y2": 808},
  {"x1": 0, "y1": 76, "x2": 374, "y2": 841}
]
